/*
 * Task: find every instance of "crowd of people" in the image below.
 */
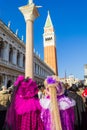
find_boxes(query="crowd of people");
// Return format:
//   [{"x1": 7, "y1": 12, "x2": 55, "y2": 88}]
[{"x1": 0, "y1": 75, "x2": 87, "y2": 130}]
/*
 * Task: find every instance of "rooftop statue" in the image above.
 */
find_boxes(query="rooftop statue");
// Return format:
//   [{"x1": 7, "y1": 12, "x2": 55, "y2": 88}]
[{"x1": 28, "y1": 0, "x2": 33, "y2": 4}]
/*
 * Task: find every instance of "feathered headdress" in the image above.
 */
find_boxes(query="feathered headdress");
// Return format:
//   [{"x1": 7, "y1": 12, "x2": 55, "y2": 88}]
[{"x1": 44, "y1": 75, "x2": 64, "y2": 95}]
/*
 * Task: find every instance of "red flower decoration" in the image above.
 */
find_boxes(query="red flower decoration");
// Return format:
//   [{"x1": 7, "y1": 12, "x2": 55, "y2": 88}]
[{"x1": 82, "y1": 88, "x2": 87, "y2": 97}]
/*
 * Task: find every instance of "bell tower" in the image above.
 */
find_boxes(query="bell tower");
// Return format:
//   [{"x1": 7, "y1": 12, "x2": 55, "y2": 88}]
[{"x1": 43, "y1": 11, "x2": 58, "y2": 75}]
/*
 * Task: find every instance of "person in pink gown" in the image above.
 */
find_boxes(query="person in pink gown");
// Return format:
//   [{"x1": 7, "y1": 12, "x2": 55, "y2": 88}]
[{"x1": 3, "y1": 75, "x2": 44, "y2": 130}]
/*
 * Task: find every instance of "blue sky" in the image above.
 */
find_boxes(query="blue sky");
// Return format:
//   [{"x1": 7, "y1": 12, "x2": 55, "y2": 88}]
[{"x1": 0, "y1": 0, "x2": 87, "y2": 79}]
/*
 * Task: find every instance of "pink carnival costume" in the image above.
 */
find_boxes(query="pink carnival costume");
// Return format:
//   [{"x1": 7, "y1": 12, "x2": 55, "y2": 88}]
[
  {"x1": 40, "y1": 76, "x2": 75, "y2": 130},
  {"x1": 4, "y1": 75, "x2": 44, "y2": 130}
]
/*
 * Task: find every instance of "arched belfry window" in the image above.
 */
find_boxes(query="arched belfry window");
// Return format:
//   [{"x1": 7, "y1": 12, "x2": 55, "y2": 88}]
[
  {"x1": 9, "y1": 45, "x2": 13, "y2": 63},
  {"x1": 45, "y1": 37, "x2": 52, "y2": 41}
]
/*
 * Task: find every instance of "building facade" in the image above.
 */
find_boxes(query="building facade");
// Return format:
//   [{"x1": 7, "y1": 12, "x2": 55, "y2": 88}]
[
  {"x1": 60, "y1": 74, "x2": 79, "y2": 86},
  {"x1": 0, "y1": 20, "x2": 54, "y2": 88}
]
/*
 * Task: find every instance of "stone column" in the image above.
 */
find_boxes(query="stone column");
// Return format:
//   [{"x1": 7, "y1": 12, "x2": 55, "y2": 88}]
[
  {"x1": 33, "y1": 62, "x2": 35, "y2": 74},
  {"x1": 20, "y1": 53, "x2": 23, "y2": 67},
  {"x1": 19, "y1": 3, "x2": 39, "y2": 79},
  {"x1": 23, "y1": 54, "x2": 25, "y2": 68},
  {"x1": 4, "y1": 75, "x2": 8, "y2": 87},
  {"x1": 3, "y1": 42, "x2": 9, "y2": 61},
  {"x1": 36, "y1": 64, "x2": 38, "y2": 74},
  {"x1": 13, "y1": 48, "x2": 17, "y2": 65}
]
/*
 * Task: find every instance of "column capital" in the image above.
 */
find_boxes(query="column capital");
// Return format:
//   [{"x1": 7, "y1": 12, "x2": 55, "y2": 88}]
[{"x1": 19, "y1": 3, "x2": 39, "y2": 22}]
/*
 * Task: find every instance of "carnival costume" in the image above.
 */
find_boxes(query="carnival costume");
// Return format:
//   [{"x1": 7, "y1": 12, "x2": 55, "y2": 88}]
[
  {"x1": 40, "y1": 76, "x2": 75, "y2": 130},
  {"x1": 4, "y1": 75, "x2": 44, "y2": 130}
]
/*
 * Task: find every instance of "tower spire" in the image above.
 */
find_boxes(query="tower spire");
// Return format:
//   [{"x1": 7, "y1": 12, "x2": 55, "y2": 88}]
[{"x1": 44, "y1": 11, "x2": 53, "y2": 28}]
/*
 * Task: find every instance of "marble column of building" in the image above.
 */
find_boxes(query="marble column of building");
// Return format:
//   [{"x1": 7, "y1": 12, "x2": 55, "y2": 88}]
[
  {"x1": 23, "y1": 54, "x2": 25, "y2": 68},
  {"x1": 4, "y1": 75, "x2": 8, "y2": 87},
  {"x1": 3, "y1": 42, "x2": 9, "y2": 61},
  {"x1": 38, "y1": 64, "x2": 40, "y2": 75},
  {"x1": 19, "y1": 3, "x2": 39, "y2": 79},
  {"x1": 36, "y1": 63, "x2": 38, "y2": 74},
  {"x1": 2, "y1": 74, "x2": 7, "y2": 87},
  {"x1": 19, "y1": 53, "x2": 23, "y2": 67},
  {"x1": 13, "y1": 48, "x2": 17, "y2": 65},
  {"x1": 33, "y1": 62, "x2": 35, "y2": 74}
]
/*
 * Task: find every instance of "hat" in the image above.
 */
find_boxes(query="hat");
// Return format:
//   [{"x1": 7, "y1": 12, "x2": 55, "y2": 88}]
[{"x1": 44, "y1": 75, "x2": 64, "y2": 95}]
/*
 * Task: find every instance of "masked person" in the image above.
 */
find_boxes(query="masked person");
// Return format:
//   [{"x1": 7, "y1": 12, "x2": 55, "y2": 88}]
[
  {"x1": 40, "y1": 75, "x2": 75, "y2": 130},
  {"x1": 0, "y1": 86, "x2": 11, "y2": 130},
  {"x1": 3, "y1": 75, "x2": 44, "y2": 130}
]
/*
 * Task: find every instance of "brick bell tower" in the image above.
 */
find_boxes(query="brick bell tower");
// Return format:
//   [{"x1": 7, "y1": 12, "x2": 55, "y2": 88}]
[{"x1": 43, "y1": 11, "x2": 58, "y2": 75}]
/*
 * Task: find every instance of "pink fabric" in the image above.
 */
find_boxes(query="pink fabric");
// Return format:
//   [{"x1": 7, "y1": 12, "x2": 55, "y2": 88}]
[
  {"x1": 15, "y1": 97, "x2": 41, "y2": 114},
  {"x1": 14, "y1": 75, "x2": 24, "y2": 86},
  {"x1": 15, "y1": 78, "x2": 40, "y2": 114},
  {"x1": 15, "y1": 78, "x2": 38, "y2": 99},
  {"x1": 16, "y1": 111, "x2": 44, "y2": 130}
]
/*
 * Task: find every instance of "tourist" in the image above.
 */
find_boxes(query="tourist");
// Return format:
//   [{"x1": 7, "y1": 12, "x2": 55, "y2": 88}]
[
  {"x1": 3, "y1": 75, "x2": 44, "y2": 130},
  {"x1": 0, "y1": 86, "x2": 11, "y2": 130},
  {"x1": 64, "y1": 83, "x2": 70, "y2": 96},
  {"x1": 67, "y1": 84, "x2": 87, "y2": 130}
]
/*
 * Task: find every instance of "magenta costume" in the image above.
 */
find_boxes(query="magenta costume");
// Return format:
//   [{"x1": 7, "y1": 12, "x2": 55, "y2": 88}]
[
  {"x1": 4, "y1": 75, "x2": 44, "y2": 130},
  {"x1": 40, "y1": 76, "x2": 75, "y2": 130}
]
